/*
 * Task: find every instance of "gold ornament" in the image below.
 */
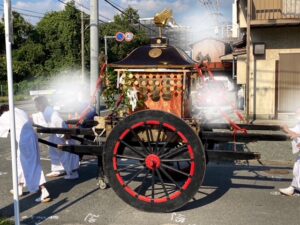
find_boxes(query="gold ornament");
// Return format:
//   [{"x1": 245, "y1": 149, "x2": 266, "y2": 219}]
[{"x1": 149, "y1": 48, "x2": 162, "y2": 58}]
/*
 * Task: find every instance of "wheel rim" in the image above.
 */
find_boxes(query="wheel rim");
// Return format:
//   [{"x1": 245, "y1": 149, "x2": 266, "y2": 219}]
[{"x1": 112, "y1": 120, "x2": 196, "y2": 204}]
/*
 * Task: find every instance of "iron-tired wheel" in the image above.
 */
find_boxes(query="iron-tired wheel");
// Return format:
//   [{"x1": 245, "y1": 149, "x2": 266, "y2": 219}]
[{"x1": 103, "y1": 110, "x2": 206, "y2": 212}]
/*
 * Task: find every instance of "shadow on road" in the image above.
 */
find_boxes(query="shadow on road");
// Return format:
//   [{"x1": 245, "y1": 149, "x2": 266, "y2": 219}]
[
  {"x1": 180, "y1": 162, "x2": 292, "y2": 211},
  {"x1": 0, "y1": 159, "x2": 99, "y2": 222}
]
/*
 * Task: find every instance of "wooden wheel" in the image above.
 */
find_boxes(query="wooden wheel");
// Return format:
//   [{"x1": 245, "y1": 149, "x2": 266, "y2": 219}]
[{"x1": 103, "y1": 110, "x2": 206, "y2": 212}]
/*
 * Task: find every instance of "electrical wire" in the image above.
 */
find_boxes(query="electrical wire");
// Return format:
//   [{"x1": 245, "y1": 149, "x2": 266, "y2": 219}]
[
  {"x1": 71, "y1": 0, "x2": 112, "y2": 21},
  {"x1": 0, "y1": 4, "x2": 45, "y2": 15},
  {"x1": 0, "y1": 6, "x2": 44, "y2": 19},
  {"x1": 104, "y1": 0, "x2": 157, "y2": 33},
  {"x1": 104, "y1": 0, "x2": 184, "y2": 43},
  {"x1": 58, "y1": 0, "x2": 109, "y2": 24}
]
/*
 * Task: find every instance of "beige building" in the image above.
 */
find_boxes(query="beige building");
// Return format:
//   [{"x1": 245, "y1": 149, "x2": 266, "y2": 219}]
[
  {"x1": 235, "y1": 0, "x2": 300, "y2": 119},
  {"x1": 190, "y1": 38, "x2": 232, "y2": 75}
]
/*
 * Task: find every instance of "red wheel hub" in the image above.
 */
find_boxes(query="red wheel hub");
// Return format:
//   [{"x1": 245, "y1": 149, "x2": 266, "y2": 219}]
[{"x1": 145, "y1": 154, "x2": 161, "y2": 170}]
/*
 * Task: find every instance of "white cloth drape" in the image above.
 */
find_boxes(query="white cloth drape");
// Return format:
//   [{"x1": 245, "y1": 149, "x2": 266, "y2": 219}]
[
  {"x1": 0, "y1": 108, "x2": 46, "y2": 193},
  {"x1": 289, "y1": 123, "x2": 300, "y2": 190},
  {"x1": 33, "y1": 106, "x2": 79, "y2": 174},
  {"x1": 292, "y1": 157, "x2": 300, "y2": 190}
]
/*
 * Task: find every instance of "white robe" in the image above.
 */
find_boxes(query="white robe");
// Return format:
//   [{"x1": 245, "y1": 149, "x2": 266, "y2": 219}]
[
  {"x1": 33, "y1": 106, "x2": 79, "y2": 174},
  {"x1": 32, "y1": 111, "x2": 64, "y2": 172},
  {"x1": 0, "y1": 108, "x2": 46, "y2": 193},
  {"x1": 290, "y1": 123, "x2": 300, "y2": 190}
]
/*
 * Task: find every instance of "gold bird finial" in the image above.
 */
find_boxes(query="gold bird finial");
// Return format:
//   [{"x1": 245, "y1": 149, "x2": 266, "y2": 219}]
[{"x1": 154, "y1": 9, "x2": 173, "y2": 28}]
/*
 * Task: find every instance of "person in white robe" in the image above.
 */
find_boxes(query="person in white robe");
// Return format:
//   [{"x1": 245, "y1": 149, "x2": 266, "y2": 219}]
[
  {"x1": 0, "y1": 104, "x2": 50, "y2": 203},
  {"x1": 33, "y1": 96, "x2": 80, "y2": 179},
  {"x1": 32, "y1": 111, "x2": 65, "y2": 177},
  {"x1": 280, "y1": 108, "x2": 300, "y2": 196}
]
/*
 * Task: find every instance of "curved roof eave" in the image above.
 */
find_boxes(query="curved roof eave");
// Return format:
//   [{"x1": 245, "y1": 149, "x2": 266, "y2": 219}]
[{"x1": 109, "y1": 45, "x2": 196, "y2": 69}]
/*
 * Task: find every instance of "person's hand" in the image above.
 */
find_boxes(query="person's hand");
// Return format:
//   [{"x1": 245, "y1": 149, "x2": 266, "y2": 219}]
[
  {"x1": 280, "y1": 124, "x2": 288, "y2": 130},
  {"x1": 289, "y1": 132, "x2": 300, "y2": 139}
]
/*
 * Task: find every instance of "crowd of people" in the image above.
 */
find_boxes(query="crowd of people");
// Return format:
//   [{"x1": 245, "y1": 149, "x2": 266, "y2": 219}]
[{"x1": 0, "y1": 96, "x2": 80, "y2": 203}]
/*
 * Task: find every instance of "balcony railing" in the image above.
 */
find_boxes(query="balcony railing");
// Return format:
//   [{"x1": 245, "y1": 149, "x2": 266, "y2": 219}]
[{"x1": 251, "y1": 0, "x2": 300, "y2": 21}]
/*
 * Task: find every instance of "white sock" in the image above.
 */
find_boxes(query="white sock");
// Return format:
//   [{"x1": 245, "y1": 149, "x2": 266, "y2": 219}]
[{"x1": 41, "y1": 188, "x2": 49, "y2": 198}]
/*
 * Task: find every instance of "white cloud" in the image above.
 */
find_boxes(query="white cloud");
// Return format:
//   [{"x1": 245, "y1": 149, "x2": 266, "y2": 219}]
[
  {"x1": 123, "y1": 0, "x2": 190, "y2": 17},
  {"x1": 14, "y1": 0, "x2": 61, "y2": 13},
  {"x1": 10, "y1": 0, "x2": 232, "y2": 26},
  {"x1": 13, "y1": 0, "x2": 61, "y2": 24}
]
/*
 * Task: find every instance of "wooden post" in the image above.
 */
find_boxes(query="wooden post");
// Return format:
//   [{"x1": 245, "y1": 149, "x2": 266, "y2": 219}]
[{"x1": 246, "y1": 0, "x2": 252, "y2": 121}]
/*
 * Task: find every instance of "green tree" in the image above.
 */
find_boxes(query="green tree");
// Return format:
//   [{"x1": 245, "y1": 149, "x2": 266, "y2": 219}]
[
  {"x1": 0, "y1": 12, "x2": 35, "y2": 81},
  {"x1": 13, "y1": 41, "x2": 46, "y2": 81},
  {"x1": 0, "y1": 56, "x2": 6, "y2": 81},
  {"x1": 36, "y1": 1, "x2": 84, "y2": 74},
  {"x1": 0, "y1": 21, "x2": 5, "y2": 54},
  {"x1": 11, "y1": 12, "x2": 34, "y2": 50},
  {"x1": 100, "y1": 7, "x2": 150, "y2": 63}
]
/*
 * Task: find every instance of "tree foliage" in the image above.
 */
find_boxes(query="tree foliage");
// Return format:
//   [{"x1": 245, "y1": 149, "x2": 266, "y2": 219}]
[
  {"x1": 100, "y1": 7, "x2": 150, "y2": 63},
  {"x1": 0, "y1": 3, "x2": 150, "y2": 87},
  {"x1": 36, "y1": 2, "x2": 82, "y2": 74}
]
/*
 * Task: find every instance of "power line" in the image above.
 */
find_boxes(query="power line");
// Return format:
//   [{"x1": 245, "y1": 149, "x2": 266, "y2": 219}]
[
  {"x1": 1, "y1": 4, "x2": 45, "y2": 15},
  {"x1": 14, "y1": 7, "x2": 44, "y2": 16},
  {"x1": 0, "y1": 6, "x2": 44, "y2": 19},
  {"x1": 15, "y1": 12, "x2": 44, "y2": 19},
  {"x1": 104, "y1": 0, "x2": 184, "y2": 44},
  {"x1": 72, "y1": 0, "x2": 112, "y2": 21},
  {"x1": 104, "y1": 0, "x2": 126, "y2": 15},
  {"x1": 58, "y1": 0, "x2": 109, "y2": 23},
  {"x1": 105, "y1": 0, "x2": 126, "y2": 11},
  {"x1": 104, "y1": 0, "x2": 158, "y2": 34}
]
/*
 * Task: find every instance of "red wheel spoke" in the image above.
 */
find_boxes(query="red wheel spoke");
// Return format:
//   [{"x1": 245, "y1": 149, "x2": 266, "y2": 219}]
[
  {"x1": 116, "y1": 154, "x2": 144, "y2": 161},
  {"x1": 159, "y1": 167, "x2": 182, "y2": 190},
  {"x1": 125, "y1": 168, "x2": 147, "y2": 186},
  {"x1": 130, "y1": 129, "x2": 151, "y2": 154},
  {"x1": 161, "y1": 163, "x2": 190, "y2": 177},
  {"x1": 136, "y1": 169, "x2": 150, "y2": 196},
  {"x1": 155, "y1": 168, "x2": 170, "y2": 199},
  {"x1": 160, "y1": 144, "x2": 188, "y2": 159},
  {"x1": 120, "y1": 140, "x2": 146, "y2": 158}
]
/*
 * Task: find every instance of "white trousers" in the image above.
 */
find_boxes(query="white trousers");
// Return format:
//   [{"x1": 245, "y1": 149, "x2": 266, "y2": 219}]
[
  {"x1": 292, "y1": 156, "x2": 300, "y2": 190},
  {"x1": 18, "y1": 134, "x2": 46, "y2": 193}
]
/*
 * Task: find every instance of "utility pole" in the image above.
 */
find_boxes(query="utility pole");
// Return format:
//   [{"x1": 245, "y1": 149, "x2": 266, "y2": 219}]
[
  {"x1": 246, "y1": 0, "x2": 251, "y2": 120},
  {"x1": 90, "y1": 0, "x2": 99, "y2": 112},
  {"x1": 199, "y1": 0, "x2": 222, "y2": 36},
  {"x1": 4, "y1": 0, "x2": 20, "y2": 224},
  {"x1": 81, "y1": 2, "x2": 85, "y2": 82},
  {"x1": 104, "y1": 35, "x2": 115, "y2": 65}
]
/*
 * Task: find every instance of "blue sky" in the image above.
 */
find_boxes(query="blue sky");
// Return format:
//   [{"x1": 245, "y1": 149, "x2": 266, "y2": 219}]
[
  {"x1": 3, "y1": 0, "x2": 233, "y2": 25},
  {"x1": 0, "y1": 0, "x2": 234, "y2": 41}
]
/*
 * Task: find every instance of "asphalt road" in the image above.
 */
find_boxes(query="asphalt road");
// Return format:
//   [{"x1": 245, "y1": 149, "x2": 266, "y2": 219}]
[{"x1": 0, "y1": 101, "x2": 299, "y2": 225}]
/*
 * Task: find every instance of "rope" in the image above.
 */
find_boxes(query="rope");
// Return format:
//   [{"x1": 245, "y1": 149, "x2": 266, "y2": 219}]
[
  {"x1": 77, "y1": 64, "x2": 107, "y2": 126},
  {"x1": 221, "y1": 112, "x2": 247, "y2": 151},
  {"x1": 92, "y1": 126, "x2": 106, "y2": 143},
  {"x1": 194, "y1": 64, "x2": 205, "y2": 81},
  {"x1": 194, "y1": 63, "x2": 248, "y2": 150}
]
